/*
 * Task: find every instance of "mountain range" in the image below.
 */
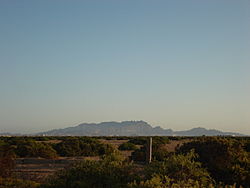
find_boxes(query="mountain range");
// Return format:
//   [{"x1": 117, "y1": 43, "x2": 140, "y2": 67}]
[{"x1": 37, "y1": 121, "x2": 245, "y2": 136}]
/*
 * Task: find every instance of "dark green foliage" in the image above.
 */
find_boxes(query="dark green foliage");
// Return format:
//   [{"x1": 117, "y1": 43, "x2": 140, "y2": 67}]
[
  {"x1": 244, "y1": 140, "x2": 250, "y2": 152},
  {"x1": 152, "y1": 146, "x2": 169, "y2": 161},
  {"x1": 53, "y1": 137, "x2": 115, "y2": 157},
  {"x1": 15, "y1": 140, "x2": 57, "y2": 159},
  {"x1": 3, "y1": 136, "x2": 35, "y2": 145},
  {"x1": 128, "y1": 175, "x2": 211, "y2": 188},
  {"x1": 1, "y1": 136, "x2": 115, "y2": 158},
  {"x1": 40, "y1": 150, "x2": 215, "y2": 188},
  {"x1": 152, "y1": 136, "x2": 169, "y2": 145},
  {"x1": 178, "y1": 137, "x2": 250, "y2": 187},
  {"x1": 1, "y1": 136, "x2": 249, "y2": 187},
  {"x1": 0, "y1": 143, "x2": 16, "y2": 178},
  {"x1": 119, "y1": 142, "x2": 137, "y2": 151},
  {"x1": 131, "y1": 147, "x2": 146, "y2": 162},
  {"x1": 132, "y1": 145, "x2": 169, "y2": 162},
  {"x1": 129, "y1": 137, "x2": 148, "y2": 145},
  {"x1": 40, "y1": 152, "x2": 139, "y2": 188},
  {"x1": 0, "y1": 178, "x2": 39, "y2": 188},
  {"x1": 31, "y1": 137, "x2": 51, "y2": 141},
  {"x1": 151, "y1": 137, "x2": 170, "y2": 161},
  {"x1": 129, "y1": 137, "x2": 169, "y2": 146},
  {"x1": 144, "y1": 150, "x2": 214, "y2": 186},
  {"x1": 131, "y1": 137, "x2": 169, "y2": 162}
]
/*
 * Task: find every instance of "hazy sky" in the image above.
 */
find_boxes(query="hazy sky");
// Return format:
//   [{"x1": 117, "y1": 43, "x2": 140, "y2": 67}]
[{"x1": 0, "y1": 0, "x2": 249, "y2": 134}]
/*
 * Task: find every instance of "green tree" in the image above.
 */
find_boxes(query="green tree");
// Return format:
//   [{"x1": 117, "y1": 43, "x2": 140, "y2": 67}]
[
  {"x1": 178, "y1": 137, "x2": 250, "y2": 187},
  {"x1": 144, "y1": 150, "x2": 214, "y2": 187}
]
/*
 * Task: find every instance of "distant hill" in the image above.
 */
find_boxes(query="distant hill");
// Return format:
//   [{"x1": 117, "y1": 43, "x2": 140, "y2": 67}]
[
  {"x1": 174, "y1": 127, "x2": 243, "y2": 136},
  {"x1": 38, "y1": 121, "x2": 244, "y2": 136},
  {"x1": 0, "y1": 132, "x2": 22, "y2": 136}
]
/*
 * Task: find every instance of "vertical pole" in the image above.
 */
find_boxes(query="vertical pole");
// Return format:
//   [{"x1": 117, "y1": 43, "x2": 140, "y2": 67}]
[{"x1": 146, "y1": 137, "x2": 152, "y2": 164}]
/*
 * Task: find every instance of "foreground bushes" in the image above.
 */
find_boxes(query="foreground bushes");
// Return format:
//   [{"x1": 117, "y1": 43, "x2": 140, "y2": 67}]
[
  {"x1": 178, "y1": 137, "x2": 250, "y2": 187},
  {"x1": 143, "y1": 150, "x2": 214, "y2": 187},
  {"x1": 16, "y1": 140, "x2": 58, "y2": 159},
  {"x1": 40, "y1": 151, "x2": 138, "y2": 188},
  {"x1": 1, "y1": 137, "x2": 115, "y2": 159},
  {"x1": 0, "y1": 178, "x2": 39, "y2": 188},
  {"x1": 131, "y1": 136, "x2": 169, "y2": 162},
  {"x1": 53, "y1": 137, "x2": 115, "y2": 157},
  {"x1": 40, "y1": 150, "x2": 216, "y2": 188},
  {"x1": 119, "y1": 142, "x2": 137, "y2": 151},
  {"x1": 0, "y1": 136, "x2": 249, "y2": 188},
  {"x1": 0, "y1": 144, "x2": 16, "y2": 178}
]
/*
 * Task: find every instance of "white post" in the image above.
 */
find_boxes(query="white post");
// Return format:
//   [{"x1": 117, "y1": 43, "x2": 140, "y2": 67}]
[{"x1": 146, "y1": 137, "x2": 152, "y2": 164}]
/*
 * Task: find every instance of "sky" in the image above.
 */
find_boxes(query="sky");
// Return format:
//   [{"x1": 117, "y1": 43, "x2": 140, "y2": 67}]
[{"x1": 0, "y1": 0, "x2": 249, "y2": 134}]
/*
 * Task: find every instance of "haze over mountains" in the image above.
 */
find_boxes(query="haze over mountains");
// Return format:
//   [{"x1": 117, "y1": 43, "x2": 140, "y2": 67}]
[{"x1": 37, "y1": 121, "x2": 244, "y2": 136}]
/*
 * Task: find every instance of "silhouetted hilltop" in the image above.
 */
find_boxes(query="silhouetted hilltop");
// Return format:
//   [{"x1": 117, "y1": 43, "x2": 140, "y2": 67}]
[
  {"x1": 38, "y1": 121, "x2": 244, "y2": 136},
  {"x1": 174, "y1": 127, "x2": 243, "y2": 136}
]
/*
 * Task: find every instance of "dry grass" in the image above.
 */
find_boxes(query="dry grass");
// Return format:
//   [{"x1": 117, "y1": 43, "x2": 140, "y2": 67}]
[
  {"x1": 13, "y1": 157, "x2": 99, "y2": 183},
  {"x1": 36, "y1": 140, "x2": 62, "y2": 144},
  {"x1": 163, "y1": 139, "x2": 190, "y2": 152},
  {"x1": 98, "y1": 139, "x2": 129, "y2": 148}
]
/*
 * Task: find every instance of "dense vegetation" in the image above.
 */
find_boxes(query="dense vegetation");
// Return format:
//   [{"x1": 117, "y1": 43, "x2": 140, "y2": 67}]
[
  {"x1": 118, "y1": 142, "x2": 137, "y2": 151},
  {"x1": 0, "y1": 136, "x2": 249, "y2": 188},
  {"x1": 0, "y1": 136, "x2": 115, "y2": 159},
  {"x1": 54, "y1": 137, "x2": 115, "y2": 157},
  {"x1": 131, "y1": 136, "x2": 170, "y2": 161},
  {"x1": 40, "y1": 151, "x2": 137, "y2": 188},
  {"x1": 177, "y1": 137, "x2": 250, "y2": 187}
]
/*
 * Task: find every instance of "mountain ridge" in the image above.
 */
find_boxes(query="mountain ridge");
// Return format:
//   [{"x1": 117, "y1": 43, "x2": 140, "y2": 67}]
[{"x1": 37, "y1": 121, "x2": 245, "y2": 136}]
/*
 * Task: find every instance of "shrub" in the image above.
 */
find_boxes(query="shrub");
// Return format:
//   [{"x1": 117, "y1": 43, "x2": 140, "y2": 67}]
[
  {"x1": 40, "y1": 151, "x2": 138, "y2": 188},
  {"x1": 0, "y1": 144, "x2": 16, "y2": 178},
  {"x1": 54, "y1": 137, "x2": 115, "y2": 157},
  {"x1": 15, "y1": 140, "x2": 57, "y2": 159},
  {"x1": 177, "y1": 137, "x2": 250, "y2": 187},
  {"x1": 0, "y1": 177, "x2": 39, "y2": 188},
  {"x1": 144, "y1": 150, "x2": 214, "y2": 187},
  {"x1": 131, "y1": 137, "x2": 169, "y2": 162},
  {"x1": 119, "y1": 142, "x2": 137, "y2": 151}
]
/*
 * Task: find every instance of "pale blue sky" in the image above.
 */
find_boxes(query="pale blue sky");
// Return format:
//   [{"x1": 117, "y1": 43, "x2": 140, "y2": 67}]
[{"x1": 0, "y1": 0, "x2": 249, "y2": 134}]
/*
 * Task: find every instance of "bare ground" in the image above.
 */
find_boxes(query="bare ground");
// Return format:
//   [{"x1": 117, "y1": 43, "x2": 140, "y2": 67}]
[
  {"x1": 163, "y1": 139, "x2": 190, "y2": 152},
  {"x1": 13, "y1": 157, "x2": 99, "y2": 183}
]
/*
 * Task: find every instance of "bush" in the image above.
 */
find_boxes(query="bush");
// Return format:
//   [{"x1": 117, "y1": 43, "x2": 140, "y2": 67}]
[
  {"x1": 178, "y1": 137, "x2": 250, "y2": 187},
  {"x1": 0, "y1": 177, "x2": 39, "y2": 188},
  {"x1": 129, "y1": 175, "x2": 214, "y2": 188},
  {"x1": 40, "y1": 151, "x2": 139, "y2": 188},
  {"x1": 15, "y1": 140, "x2": 57, "y2": 159},
  {"x1": 0, "y1": 144, "x2": 16, "y2": 178},
  {"x1": 144, "y1": 150, "x2": 214, "y2": 187},
  {"x1": 54, "y1": 137, "x2": 115, "y2": 157},
  {"x1": 129, "y1": 137, "x2": 147, "y2": 145},
  {"x1": 131, "y1": 147, "x2": 146, "y2": 162},
  {"x1": 244, "y1": 140, "x2": 250, "y2": 152},
  {"x1": 131, "y1": 137, "x2": 169, "y2": 162},
  {"x1": 119, "y1": 142, "x2": 137, "y2": 151}
]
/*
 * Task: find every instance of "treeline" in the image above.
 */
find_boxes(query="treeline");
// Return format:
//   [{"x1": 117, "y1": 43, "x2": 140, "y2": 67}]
[
  {"x1": 41, "y1": 137, "x2": 250, "y2": 188},
  {"x1": 0, "y1": 136, "x2": 115, "y2": 159},
  {"x1": 37, "y1": 137, "x2": 250, "y2": 187},
  {"x1": 0, "y1": 136, "x2": 250, "y2": 187}
]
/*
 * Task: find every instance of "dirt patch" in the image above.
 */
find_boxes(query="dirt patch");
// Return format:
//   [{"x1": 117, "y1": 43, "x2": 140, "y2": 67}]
[
  {"x1": 13, "y1": 157, "x2": 99, "y2": 183},
  {"x1": 36, "y1": 140, "x2": 62, "y2": 144},
  {"x1": 98, "y1": 139, "x2": 129, "y2": 149},
  {"x1": 163, "y1": 139, "x2": 190, "y2": 152}
]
